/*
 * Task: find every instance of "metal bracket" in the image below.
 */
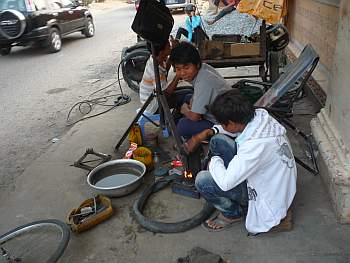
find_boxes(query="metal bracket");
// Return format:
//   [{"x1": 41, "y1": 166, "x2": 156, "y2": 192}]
[{"x1": 73, "y1": 148, "x2": 112, "y2": 172}]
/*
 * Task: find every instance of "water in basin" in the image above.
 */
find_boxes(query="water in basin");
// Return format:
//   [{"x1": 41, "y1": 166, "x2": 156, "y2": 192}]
[{"x1": 94, "y1": 173, "x2": 138, "y2": 188}]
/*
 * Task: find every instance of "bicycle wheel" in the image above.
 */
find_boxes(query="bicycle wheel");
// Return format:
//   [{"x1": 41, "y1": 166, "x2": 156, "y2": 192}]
[{"x1": 0, "y1": 219, "x2": 70, "y2": 263}]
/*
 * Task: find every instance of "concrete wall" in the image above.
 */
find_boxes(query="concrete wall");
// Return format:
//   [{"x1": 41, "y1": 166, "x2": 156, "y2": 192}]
[
  {"x1": 287, "y1": 0, "x2": 339, "y2": 71},
  {"x1": 310, "y1": 0, "x2": 350, "y2": 223},
  {"x1": 286, "y1": 0, "x2": 340, "y2": 94},
  {"x1": 323, "y1": 1, "x2": 350, "y2": 161}
]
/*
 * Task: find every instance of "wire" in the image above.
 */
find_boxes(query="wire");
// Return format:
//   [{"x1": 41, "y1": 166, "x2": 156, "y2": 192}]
[{"x1": 66, "y1": 59, "x2": 131, "y2": 126}]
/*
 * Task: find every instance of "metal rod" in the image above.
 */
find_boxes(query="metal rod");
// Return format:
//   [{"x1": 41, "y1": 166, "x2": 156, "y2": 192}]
[
  {"x1": 114, "y1": 92, "x2": 155, "y2": 151},
  {"x1": 223, "y1": 74, "x2": 261, "y2": 79}
]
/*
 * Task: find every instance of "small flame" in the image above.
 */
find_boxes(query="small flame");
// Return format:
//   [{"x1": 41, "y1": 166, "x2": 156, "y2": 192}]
[{"x1": 184, "y1": 171, "x2": 193, "y2": 179}]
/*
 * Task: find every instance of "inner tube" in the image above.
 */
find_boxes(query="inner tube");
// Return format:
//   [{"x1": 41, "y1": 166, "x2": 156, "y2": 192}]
[{"x1": 133, "y1": 177, "x2": 215, "y2": 233}]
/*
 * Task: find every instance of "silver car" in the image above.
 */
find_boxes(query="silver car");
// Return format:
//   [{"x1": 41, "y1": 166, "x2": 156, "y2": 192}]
[{"x1": 164, "y1": 0, "x2": 193, "y2": 11}]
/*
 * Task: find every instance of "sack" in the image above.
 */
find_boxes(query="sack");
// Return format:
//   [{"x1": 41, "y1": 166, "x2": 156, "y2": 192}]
[
  {"x1": 131, "y1": 0, "x2": 174, "y2": 46},
  {"x1": 237, "y1": 0, "x2": 286, "y2": 24}
]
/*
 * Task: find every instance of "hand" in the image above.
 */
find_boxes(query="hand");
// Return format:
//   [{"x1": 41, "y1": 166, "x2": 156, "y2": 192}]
[
  {"x1": 184, "y1": 137, "x2": 200, "y2": 154},
  {"x1": 180, "y1": 103, "x2": 190, "y2": 115},
  {"x1": 184, "y1": 130, "x2": 210, "y2": 153}
]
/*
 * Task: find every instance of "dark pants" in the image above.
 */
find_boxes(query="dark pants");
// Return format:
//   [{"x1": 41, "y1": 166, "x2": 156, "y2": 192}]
[
  {"x1": 177, "y1": 117, "x2": 214, "y2": 139},
  {"x1": 175, "y1": 27, "x2": 197, "y2": 43},
  {"x1": 195, "y1": 134, "x2": 248, "y2": 218},
  {"x1": 167, "y1": 87, "x2": 193, "y2": 110}
]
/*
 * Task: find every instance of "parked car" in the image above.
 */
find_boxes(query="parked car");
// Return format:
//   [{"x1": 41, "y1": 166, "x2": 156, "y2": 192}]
[
  {"x1": 0, "y1": 0, "x2": 95, "y2": 55},
  {"x1": 134, "y1": 0, "x2": 194, "y2": 12}
]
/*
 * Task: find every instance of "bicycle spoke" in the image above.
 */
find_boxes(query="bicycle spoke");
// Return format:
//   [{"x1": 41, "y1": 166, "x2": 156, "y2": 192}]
[{"x1": 1, "y1": 220, "x2": 69, "y2": 263}]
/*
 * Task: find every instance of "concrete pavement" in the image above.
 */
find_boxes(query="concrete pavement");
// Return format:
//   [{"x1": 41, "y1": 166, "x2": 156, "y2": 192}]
[
  {"x1": 1, "y1": 65, "x2": 350, "y2": 262},
  {"x1": 1, "y1": 2, "x2": 350, "y2": 263}
]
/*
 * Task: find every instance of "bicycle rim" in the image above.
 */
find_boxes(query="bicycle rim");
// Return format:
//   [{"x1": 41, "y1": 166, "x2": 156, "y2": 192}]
[{"x1": 0, "y1": 219, "x2": 70, "y2": 263}]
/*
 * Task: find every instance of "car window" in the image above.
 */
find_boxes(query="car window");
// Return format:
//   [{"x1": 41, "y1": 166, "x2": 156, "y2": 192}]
[
  {"x1": 33, "y1": 0, "x2": 47, "y2": 10},
  {"x1": 0, "y1": 0, "x2": 26, "y2": 11},
  {"x1": 60, "y1": 0, "x2": 75, "y2": 8},
  {"x1": 47, "y1": 0, "x2": 61, "y2": 9}
]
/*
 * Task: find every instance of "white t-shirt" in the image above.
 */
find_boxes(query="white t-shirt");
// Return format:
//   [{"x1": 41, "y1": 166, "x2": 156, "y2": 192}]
[{"x1": 139, "y1": 57, "x2": 168, "y2": 114}]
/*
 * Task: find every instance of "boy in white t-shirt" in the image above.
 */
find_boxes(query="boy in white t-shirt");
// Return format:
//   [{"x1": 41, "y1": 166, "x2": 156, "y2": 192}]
[{"x1": 139, "y1": 39, "x2": 194, "y2": 116}]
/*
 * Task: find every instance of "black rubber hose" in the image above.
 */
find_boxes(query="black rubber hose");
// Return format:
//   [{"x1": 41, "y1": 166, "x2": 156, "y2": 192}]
[{"x1": 133, "y1": 177, "x2": 215, "y2": 233}]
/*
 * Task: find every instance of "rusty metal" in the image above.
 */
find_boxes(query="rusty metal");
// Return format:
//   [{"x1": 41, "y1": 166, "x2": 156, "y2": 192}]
[
  {"x1": 73, "y1": 148, "x2": 112, "y2": 171},
  {"x1": 199, "y1": 21, "x2": 270, "y2": 81}
]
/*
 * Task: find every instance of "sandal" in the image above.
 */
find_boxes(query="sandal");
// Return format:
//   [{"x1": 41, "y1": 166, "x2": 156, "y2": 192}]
[{"x1": 201, "y1": 213, "x2": 242, "y2": 232}]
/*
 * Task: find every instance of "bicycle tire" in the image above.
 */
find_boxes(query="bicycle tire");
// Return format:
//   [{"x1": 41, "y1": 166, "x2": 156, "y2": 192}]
[{"x1": 0, "y1": 219, "x2": 70, "y2": 263}]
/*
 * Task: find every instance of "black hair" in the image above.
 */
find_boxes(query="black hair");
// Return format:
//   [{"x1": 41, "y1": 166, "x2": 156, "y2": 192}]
[
  {"x1": 169, "y1": 41, "x2": 201, "y2": 67},
  {"x1": 185, "y1": 3, "x2": 196, "y2": 15},
  {"x1": 210, "y1": 90, "x2": 255, "y2": 125},
  {"x1": 146, "y1": 40, "x2": 168, "y2": 57}
]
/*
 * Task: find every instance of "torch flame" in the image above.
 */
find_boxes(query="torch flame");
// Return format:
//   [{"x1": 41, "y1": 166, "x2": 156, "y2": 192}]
[{"x1": 184, "y1": 171, "x2": 193, "y2": 179}]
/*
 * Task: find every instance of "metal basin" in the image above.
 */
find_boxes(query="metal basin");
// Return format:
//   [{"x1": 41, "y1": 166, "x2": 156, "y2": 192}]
[{"x1": 87, "y1": 159, "x2": 146, "y2": 197}]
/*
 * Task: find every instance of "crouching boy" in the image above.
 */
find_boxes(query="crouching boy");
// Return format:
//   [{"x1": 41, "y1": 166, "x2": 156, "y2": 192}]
[{"x1": 194, "y1": 90, "x2": 297, "y2": 234}]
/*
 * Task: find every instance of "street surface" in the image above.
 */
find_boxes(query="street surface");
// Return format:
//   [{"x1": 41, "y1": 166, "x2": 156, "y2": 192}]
[
  {"x1": 0, "y1": 2, "x2": 141, "y2": 198},
  {"x1": 1, "y1": 3, "x2": 350, "y2": 262}
]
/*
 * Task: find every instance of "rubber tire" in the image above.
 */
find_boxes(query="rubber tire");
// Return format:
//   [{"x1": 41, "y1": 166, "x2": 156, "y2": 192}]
[
  {"x1": 47, "y1": 28, "x2": 62, "y2": 53},
  {"x1": 83, "y1": 18, "x2": 95, "y2": 38},
  {"x1": 133, "y1": 178, "x2": 215, "y2": 233},
  {"x1": 0, "y1": 219, "x2": 70, "y2": 263},
  {"x1": 121, "y1": 49, "x2": 150, "y2": 93},
  {"x1": 0, "y1": 46, "x2": 11, "y2": 56}
]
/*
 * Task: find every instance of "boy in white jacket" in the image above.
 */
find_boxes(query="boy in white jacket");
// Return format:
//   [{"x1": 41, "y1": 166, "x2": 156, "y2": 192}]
[{"x1": 191, "y1": 90, "x2": 297, "y2": 233}]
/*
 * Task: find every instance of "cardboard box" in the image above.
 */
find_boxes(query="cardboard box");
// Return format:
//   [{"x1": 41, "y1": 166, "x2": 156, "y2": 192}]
[
  {"x1": 200, "y1": 41, "x2": 261, "y2": 59},
  {"x1": 230, "y1": 42, "x2": 260, "y2": 57},
  {"x1": 202, "y1": 40, "x2": 224, "y2": 59}
]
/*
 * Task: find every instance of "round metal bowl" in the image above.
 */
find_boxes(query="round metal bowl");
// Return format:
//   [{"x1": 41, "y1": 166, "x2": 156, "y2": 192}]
[{"x1": 87, "y1": 159, "x2": 146, "y2": 197}]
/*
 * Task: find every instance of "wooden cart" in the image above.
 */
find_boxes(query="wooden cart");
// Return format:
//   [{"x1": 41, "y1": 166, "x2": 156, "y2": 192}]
[{"x1": 197, "y1": 21, "x2": 278, "y2": 82}]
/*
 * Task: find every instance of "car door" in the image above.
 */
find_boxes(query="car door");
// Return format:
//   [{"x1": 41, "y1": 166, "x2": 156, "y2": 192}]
[
  {"x1": 46, "y1": 0, "x2": 69, "y2": 33},
  {"x1": 60, "y1": 0, "x2": 84, "y2": 32}
]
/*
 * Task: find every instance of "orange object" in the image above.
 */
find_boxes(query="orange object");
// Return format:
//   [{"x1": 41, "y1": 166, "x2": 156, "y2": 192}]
[
  {"x1": 237, "y1": 0, "x2": 287, "y2": 24},
  {"x1": 67, "y1": 195, "x2": 113, "y2": 233}
]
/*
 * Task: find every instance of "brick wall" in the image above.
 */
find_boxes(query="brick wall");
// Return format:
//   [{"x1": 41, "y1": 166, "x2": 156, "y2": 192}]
[{"x1": 287, "y1": 0, "x2": 339, "y2": 72}]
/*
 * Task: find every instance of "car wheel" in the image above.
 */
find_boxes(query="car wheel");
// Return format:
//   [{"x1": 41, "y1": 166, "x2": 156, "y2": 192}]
[
  {"x1": 47, "y1": 28, "x2": 62, "y2": 53},
  {"x1": 83, "y1": 18, "x2": 95, "y2": 38},
  {"x1": 0, "y1": 46, "x2": 11, "y2": 56}
]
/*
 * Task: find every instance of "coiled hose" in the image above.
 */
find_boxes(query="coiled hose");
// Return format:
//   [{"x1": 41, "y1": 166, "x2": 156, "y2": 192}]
[{"x1": 133, "y1": 176, "x2": 215, "y2": 233}]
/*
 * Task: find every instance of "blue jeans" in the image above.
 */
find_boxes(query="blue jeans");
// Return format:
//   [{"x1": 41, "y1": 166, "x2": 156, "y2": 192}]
[{"x1": 195, "y1": 134, "x2": 248, "y2": 218}]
